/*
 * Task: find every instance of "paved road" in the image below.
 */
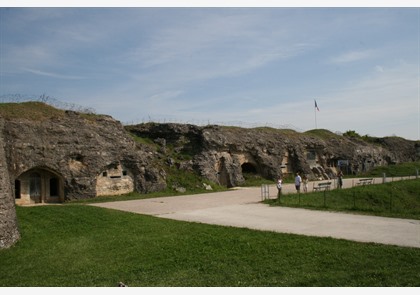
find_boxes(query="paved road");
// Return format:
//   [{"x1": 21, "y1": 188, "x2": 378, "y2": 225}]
[{"x1": 92, "y1": 178, "x2": 420, "y2": 248}]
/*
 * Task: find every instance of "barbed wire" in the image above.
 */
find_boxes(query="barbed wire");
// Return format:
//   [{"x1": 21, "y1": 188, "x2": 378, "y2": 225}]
[
  {"x1": 123, "y1": 117, "x2": 303, "y2": 132},
  {"x1": 0, "y1": 94, "x2": 96, "y2": 114},
  {"x1": 0, "y1": 94, "x2": 303, "y2": 131}
]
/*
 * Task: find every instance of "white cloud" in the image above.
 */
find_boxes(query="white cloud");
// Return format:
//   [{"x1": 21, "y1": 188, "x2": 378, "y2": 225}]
[
  {"x1": 314, "y1": 61, "x2": 419, "y2": 139},
  {"x1": 23, "y1": 68, "x2": 86, "y2": 80},
  {"x1": 375, "y1": 65, "x2": 384, "y2": 72},
  {"x1": 329, "y1": 50, "x2": 375, "y2": 64}
]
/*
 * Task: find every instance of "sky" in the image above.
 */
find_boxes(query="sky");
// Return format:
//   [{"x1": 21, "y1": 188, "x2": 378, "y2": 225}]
[{"x1": 1, "y1": 2, "x2": 420, "y2": 140}]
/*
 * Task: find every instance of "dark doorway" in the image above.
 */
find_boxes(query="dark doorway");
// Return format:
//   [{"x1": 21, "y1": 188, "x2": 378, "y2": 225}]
[
  {"x1": 241, "y1": 162, "x2": 257, "y2": 174},
  {"x1": 50, "y1": 178, "x2": 59, "y2": 197},
  {"x1": 15, "y1": 180, "x2": 21, "y2": 199}
]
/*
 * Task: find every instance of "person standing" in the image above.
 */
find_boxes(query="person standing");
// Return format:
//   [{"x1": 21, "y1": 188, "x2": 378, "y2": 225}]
[
  {"x1": 302, "y1": 175, "x2": 308, "y2": 193},
  {"x1": 337, "y1": 170, "x2": 343, "y2": 189},
  {"x1": 295, "y1": 172, "x2": 302, "y2": 193},
  {"x1": 276, "y1": 177, "x2": 282, "y2": 201}
]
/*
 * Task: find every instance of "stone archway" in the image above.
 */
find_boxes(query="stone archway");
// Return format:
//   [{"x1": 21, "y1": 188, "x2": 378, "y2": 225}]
[{"x1": 15, "y1": 167, "x2": 64, "y2": 205}]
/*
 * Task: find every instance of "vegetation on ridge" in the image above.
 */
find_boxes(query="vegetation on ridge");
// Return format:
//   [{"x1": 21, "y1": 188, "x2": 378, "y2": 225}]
[
  {"x1": 0, "y1": 102, "x2": 65, "y2": 121},
  {"x1": 0, "y1": 101, "x2": 101, "y2": 122}
]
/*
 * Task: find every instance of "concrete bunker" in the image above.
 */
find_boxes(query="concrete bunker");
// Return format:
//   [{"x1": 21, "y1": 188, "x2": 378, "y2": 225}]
[
  {"x1": 96, "y1": 163, "x2": 134, "y2": 196},
  {"x1": 15, "y1": 167, "x2": 64, "y2": 205}
]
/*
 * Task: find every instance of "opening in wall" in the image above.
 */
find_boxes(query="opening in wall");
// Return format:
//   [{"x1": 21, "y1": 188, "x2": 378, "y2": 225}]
[
  {"x1": 15, "y1": 180, "x2": 21, "y2": 199},
  {"x1": 50, "y1": 178, "x2": 59, "y2": 197},
  {"x1": 241, "y1": 162, "x2": 257, "y2": 174},
  {"x1": 15, "y1": 167, "x2": 64, "y2": 205}
]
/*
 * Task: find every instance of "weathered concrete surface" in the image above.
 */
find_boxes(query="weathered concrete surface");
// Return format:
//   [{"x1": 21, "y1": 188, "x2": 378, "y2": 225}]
[
  {"x1": 127, "y1": 123, "x2": 420, "y2": 187},
  {"x1": 92, "y1": 178, "x2": 420, "y2": 249},
  {"x1": 0, "y1": 118, "x2": 20, "y2": 249}
]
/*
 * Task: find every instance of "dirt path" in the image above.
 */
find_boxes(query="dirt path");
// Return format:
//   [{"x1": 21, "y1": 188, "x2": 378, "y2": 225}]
[{"x1": 92, "y1": 178, "x2": 420, "y2": 248}]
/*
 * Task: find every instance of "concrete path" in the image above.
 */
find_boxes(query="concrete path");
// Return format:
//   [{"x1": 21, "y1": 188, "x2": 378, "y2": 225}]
[{"x1": 92, "y1": 178, "x2": 420, "y2": 249}]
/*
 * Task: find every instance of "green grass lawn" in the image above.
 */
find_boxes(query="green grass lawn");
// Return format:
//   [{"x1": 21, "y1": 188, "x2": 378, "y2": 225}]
[
  {"x1": 361, "y1": 161, "x2": 420, "y2": 178},
  {"x1": 0, "y1": 204, "x2": 419, "y2": 287},
  {"x1": 266, "y1": 179, "x2": 420, "y2": 220},
  {"x1": 2, "y1": 162, "x2": 419, "y2": 287}
]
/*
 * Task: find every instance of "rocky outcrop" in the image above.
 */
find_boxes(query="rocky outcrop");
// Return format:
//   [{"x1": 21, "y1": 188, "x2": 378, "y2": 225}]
[
  {"x1": 0, "y1": 118, "x2": 20, "y2": 249},
  {"x1": 127, "y1": 123, "x2": 419, "y2": 187},
  {"x1": 1, "y1": 102, "x2": 166, "y2": 204}
]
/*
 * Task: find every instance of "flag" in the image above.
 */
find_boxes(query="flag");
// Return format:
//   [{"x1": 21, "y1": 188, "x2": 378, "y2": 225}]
[{"x1": 314, "y1": 100, "x2": 320, "y2": 111}]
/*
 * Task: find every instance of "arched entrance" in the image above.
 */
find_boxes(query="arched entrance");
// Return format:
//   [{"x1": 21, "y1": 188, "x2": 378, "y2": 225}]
[
  {"x1": 15, "y1": 167, "x2": 64, "y2": 205},
  {"x1": 241, "y1": 162, "x2": 261, "y2": 183},
  {"x1": 241, "y1": 162, "x2": 258, "y2": 174}
]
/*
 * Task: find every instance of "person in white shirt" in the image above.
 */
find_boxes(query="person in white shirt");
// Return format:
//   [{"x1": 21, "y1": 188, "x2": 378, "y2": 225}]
[
  {"x1": 276, "y1": 177, "x2": 282, "y2": 200},
  {"x1": 295, "y1": 172, "x2": 302, "y2": 193}
]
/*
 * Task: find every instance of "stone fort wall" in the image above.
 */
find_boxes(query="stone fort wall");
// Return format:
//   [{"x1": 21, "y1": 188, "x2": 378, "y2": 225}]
[{"x1": 0, "y1": 118, "x2": 20, "y2": 249}]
